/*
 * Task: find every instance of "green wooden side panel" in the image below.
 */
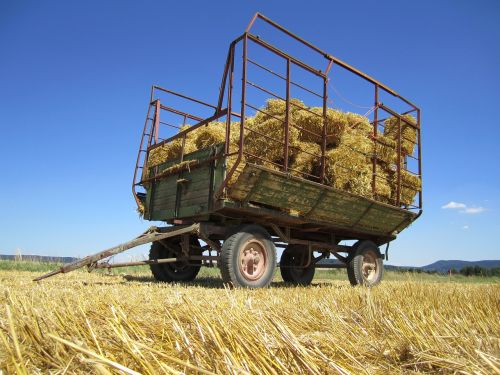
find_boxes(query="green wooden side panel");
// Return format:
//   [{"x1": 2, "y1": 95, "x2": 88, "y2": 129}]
[
  {"x1": 143, "y1": 148, "x2": 416, "y2": 236},
  {"x1": 228, "y1": 164, "x2": 416, "y2": 236},
  {"x1": 144, "y1": 144, "x2": 225, "y2": 221}
]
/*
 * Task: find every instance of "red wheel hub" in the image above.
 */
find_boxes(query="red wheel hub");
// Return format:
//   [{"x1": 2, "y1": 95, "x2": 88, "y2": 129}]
[{"x1": 239, "y1": 239, "x2": 267, "y2": 281}]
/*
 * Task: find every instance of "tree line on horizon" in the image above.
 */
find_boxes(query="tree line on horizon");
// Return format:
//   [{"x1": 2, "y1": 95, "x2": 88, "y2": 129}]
[{"x1": 391, "y1": 266, "x2": 500, "y2": 277}]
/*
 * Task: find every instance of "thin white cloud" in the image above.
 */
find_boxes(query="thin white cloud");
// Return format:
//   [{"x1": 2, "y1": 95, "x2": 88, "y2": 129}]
[
  {"x1": 442, "y1": 201, "x2": 466, "y2": 209},
  {"x1": 462, "y1": 207, "x2": 485, "y2": 214},
  {"x1": 442, "y1": 201, "x2": 486, "y2": 215},
  {"x1": 462, "y1": 225, "x2": 469, "y2": 230}
]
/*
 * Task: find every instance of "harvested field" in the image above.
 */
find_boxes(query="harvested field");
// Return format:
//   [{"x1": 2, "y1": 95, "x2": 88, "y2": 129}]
[{"x1": 0, "y1": 269, "x2": 498, "y2": 374}]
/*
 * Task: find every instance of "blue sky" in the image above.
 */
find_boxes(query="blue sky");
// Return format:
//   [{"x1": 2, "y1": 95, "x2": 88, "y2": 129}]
[{"x1": 0, "y1": 1, "x2": 499, "y2": 266}]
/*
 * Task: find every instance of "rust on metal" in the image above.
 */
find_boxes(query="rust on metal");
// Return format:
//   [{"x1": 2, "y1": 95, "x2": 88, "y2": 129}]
[
  {"x1": 33, "y1": 224, "x2": 200, "y2": 281},
  {"x1": 133, "y1": 12, "x2": 422, "y2": 216}
]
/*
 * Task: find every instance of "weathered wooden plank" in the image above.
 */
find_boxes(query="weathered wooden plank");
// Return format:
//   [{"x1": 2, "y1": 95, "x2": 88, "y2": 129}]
[
  {"x1": 152, "y1": 193, "x2": 176, "y2": 210},
  {"x1": 308, "y1": 210, "x2": 357, "y2": 226},
  {"x1": 180, "y1": 192, "x2": 209, "y2": 205},
  {"x1": 227, "y1": 164, "x2": 417, "y2": 236},
  {"x1": 152, "y1": 192, "x2": 177, "y2": 204},
  {"x1": 178, "y1": 203, "x2": 209, "y2": 218},
  {"x1": 182, "y1": 177, "x2": 211, "y2": 191},
  {"x1": 145, "y1": 143, "x2": 226, "y2": 221},
  {"x1": 356, "y1": 206, "x2": 408, "y2": 232},
  {"x1": 153, "y1": 175, "x2": 177, "y2": 190},
  {"x1": 153, "y1": 183, "x2": 177, "y2": 197},
  {"x1": 228, "y1": 166, "x2": 262, "y2": 200},
  {"x1": 232, "y1": 170, "x2": 322, "y2": 213},
  {"x1": 149, "y1": 208, "x2": 176, "y2": 221}
]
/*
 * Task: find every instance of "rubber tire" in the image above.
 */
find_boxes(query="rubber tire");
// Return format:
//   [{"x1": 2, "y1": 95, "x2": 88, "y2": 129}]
[
  {"x1": 149, "y1": 236, "x2": 201, "y2": 282},
  {"x1": 280, "y1": 245, "x2": 315, "y2": 286},
  {"x1": 219, "y1": 225, "x2": 276, "y2": 288},
  {"x1": 347, "y1": 240, "x2": 384, "y2": 287}
]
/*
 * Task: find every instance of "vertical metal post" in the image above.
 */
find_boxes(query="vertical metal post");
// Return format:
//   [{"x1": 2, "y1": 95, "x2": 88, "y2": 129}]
[
  {"x1": 417, "y1": 108, "x2": 422, "y2": 210},
  {"x1": 239, "y1": 34, "x2": 248, "y2": 160},
  {"x1": 180, "y1": 115, "x2": 187, "y2": 162},
  {"x1": 147, "y1": 100, "x2": 159, "y2": 148},
  {"x1": 180, "y1": 135, "x2": 186, "y2": 163},
  {"x1": 149, "y1": 85, "x2": 155, "y2": 104},
  {"x1": 132, "y1": 103, "x2": 153, "y2": 207},
  {"x1": 320, "y1": 78, "x2": 328, "y2": 183},
  {"x1": 216, "y1": 46, "x2": 233, "y2": 113},
  {"x1": 153, "y1": 99, "x2": 160, "y2": 144},
  {"x1": 396, "y1": 116, "x2": 402, "y2": 206},
  {"x1": 284, "y1": 58, "x2": 291, "y2": 171},
  {"x1": 372, "y1": 85, "x2": 379, "y2": 197},
  {"x1": 214, "y1": 36, "x2": 247, "y2": 199},
  {"x1": 225, "y1": 44, "x2": 235, "y2": 154}
]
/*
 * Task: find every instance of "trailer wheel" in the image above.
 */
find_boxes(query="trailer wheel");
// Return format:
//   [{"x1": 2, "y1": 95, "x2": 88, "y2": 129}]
[
  {"x1": 347, "y1": 240, "x2": 383, "y2": 287},
  {"x1": 149, "y1": 236, "x2": 201, "y2": 282},
  {"x1": 220, "y1": 225, "x2": 276, "y2": 288},
  {"x1": 280, "y1": 245, "x2": 315, "y2": 286}
]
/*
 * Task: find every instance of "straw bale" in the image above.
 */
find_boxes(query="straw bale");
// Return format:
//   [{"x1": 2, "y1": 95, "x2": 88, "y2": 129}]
[
  {"x1": 324, "y1": 128, "x2": 374, "y2": 198},
  {"x1": 345, "y1": 112, "x2": 372, "y2": 135},
  {"x1": 147, "y1": 125, "x2": 196, "y2": 168},
  {"x1": 144, "y1": 99, "x2": 420, "y2": 209},
  {"x1": 400, "y1": 169, "x2": 421, "y2": 206},
  {"x1": 147, "y1": 120, "x2": 229, "y2": 169},
  {"x1": 252, "y1": 98, "x2": 307, "y2": 123},
  {"x1": 292, "y1": 142, "x2": 322, "y2": 179},
  {"x1": 245, "y1": 117, "x2": 299, "y2": 163},
  {"x1": 296, "y1": 107, "x2": 348, "y2": 146},
  {"x1": 384, "y1": 114, "x2": 418, "y2": 156},
  {"x1": 382, "y1": 166, "x2": 421, "y2": 206},
  {"x1": 225, "y1": 153, "x2": 248, "y2": 186},
  {"x1": 325, "y1": 147, "x2": 372, "y2": 198},
  {"x1": 225, "y1": 152, "x2": 280, "y2": 187},
  {"x1": 376, "y1": 135, "x2": 397, "y2": 164},
  {"x1": 194, "y1": 122, "x2": 226, "y2": 149},
  {"x1": 245, "y1": 99, "x2": 305, "y2": 164},
  {"x1": 374, "y1": 167, "x2": 392, "y2": 203},
  {"x1": 224, "y1": 116, "x2": 283, "y2": 187},
  {"x1": 339, "y1": 126, "x2": 373, "y2": 157},
  {"x1": 229, "y1": 118, "x2": 251, "y2": 146}
]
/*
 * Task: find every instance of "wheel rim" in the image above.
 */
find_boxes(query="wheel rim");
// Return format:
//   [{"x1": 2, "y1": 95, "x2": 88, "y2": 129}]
[
  {"x1": 162, "y1": 243, "x2": 190, "y2": 273},
  {"x1": 362, "y1": 251, "x2": 379, "y2": 282},
  {"x1": 239, "y1": 239, "x2": 267, "y2": 281},
  {"x1": 289, "y1": 253, "x2": 308, "y2": 276}
]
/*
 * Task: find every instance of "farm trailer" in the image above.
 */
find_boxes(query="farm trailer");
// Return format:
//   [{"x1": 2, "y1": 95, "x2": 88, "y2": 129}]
[{"x1": 36, "y1": 13, "x2": 422, "y2": 288}]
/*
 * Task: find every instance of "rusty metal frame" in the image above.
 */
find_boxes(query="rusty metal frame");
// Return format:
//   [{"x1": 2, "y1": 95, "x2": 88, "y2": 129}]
[
  {"x1": 132, "y1": 12, "x2": 422, "y2": 215},
  {"x1": 34, "y1": 224, "x2": 201, "y2": 281}
]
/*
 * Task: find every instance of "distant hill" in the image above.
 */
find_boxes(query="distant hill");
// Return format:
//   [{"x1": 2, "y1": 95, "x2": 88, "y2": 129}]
[
  {"x1": 323, "y1": 258, "x2": 500, "y2": 274},
  {"x1": 0, "y1": 254, "x2": 79, "y2": 263},
  {"x1": 420, "y1": 260, "x2": 500, "y2": 273}
]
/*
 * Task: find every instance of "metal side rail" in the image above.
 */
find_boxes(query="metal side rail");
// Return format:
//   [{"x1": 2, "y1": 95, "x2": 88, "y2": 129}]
[{"x1": 33, "y1": 224, "x2": 200, "y2": 281}]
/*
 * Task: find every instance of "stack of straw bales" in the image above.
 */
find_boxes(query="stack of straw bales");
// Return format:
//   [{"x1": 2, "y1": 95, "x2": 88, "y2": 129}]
[
  {"x1": 383, "y1": 114, "x2": 418, "y2": 156},
  {"x1": 147, "y1": 125, "x2": 196, "y2": 168},
  {"x1": 244, "y1": 98, "x2": 306, "y2": 164},
  {"x1": 376, "y1": 114, "x2": 420, "y2": 206},
  {"x1": 145, "y1": 99, "x2": 420, "y2": 207},
  {"x1": 323, "y1": 127, "x2": 373, "y2": 197}
]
